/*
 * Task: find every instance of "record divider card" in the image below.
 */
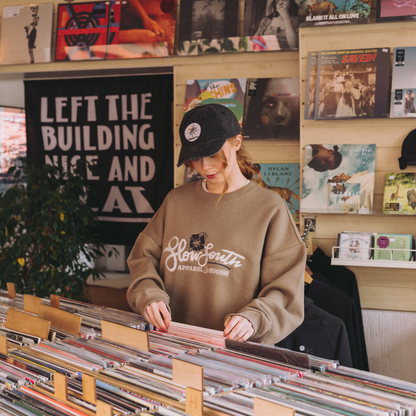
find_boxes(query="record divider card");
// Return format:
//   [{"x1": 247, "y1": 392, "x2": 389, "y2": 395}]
[
  {"x1": 172, "y1": 359, "x2": 203, "y2": 416},
  {"x1": 50, "y1": 294, "x2": 60, "y2": 309},
  {"x1": 38, "y1": 304, "x2": 82, "y2": 336},
  {"x1": 6, "y1": 282, "x2": 16, "y2": 299},
  {"x1": 23, "y1": 294, "x2": 43, "y2": 314},
  {"x1": 254, "y1": 397, "x2": 295, "y2": 416},
  {"x1": 101, "y1": 320, "x2": 150, "y2": 351},
  {"x1": 0, "y1": 336, "x2": 8, "y2": 356},
  {"x1": 4, "y1": 308, "x2": 50, "y2": 340},
  {"x1": 51, "y1": 372, "x2": 113, "y2": 416}
]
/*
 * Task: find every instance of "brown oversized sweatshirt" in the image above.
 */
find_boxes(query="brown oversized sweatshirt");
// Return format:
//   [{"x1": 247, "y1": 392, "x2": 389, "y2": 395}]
[{"x1": 126, "y1": 180, "x2": 306, "y2": 345}]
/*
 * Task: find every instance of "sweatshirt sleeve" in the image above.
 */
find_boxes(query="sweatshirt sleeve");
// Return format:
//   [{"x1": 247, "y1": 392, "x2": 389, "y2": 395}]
[
  {"x1": 126, "y1": 203, "x2": 171, "y2": 317},
  {"x1": 232, "y1": 205, "x2": 307, "y2": 345}
]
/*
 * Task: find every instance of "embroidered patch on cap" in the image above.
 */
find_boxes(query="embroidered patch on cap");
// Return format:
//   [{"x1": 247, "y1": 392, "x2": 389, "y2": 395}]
[{"x1": 184, "y1": 123, "x2": 201, "y2": 142}]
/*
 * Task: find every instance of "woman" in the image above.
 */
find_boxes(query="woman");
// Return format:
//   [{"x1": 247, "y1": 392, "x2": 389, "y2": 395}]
[
  {"x1": 126, "y1": 104, "x2": 306, "y2": 345},
  {"x1": 254, "y1": 0, "x2": 299, "y2": 50}
]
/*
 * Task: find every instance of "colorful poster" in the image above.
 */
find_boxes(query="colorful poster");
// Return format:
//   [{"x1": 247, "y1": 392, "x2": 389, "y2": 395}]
[
  {"x1": 55, "y1": 1, "x2": 176, "y2": 61},
  {"x1": 24, "y1": 75, "x2": 174, "y2": 246},
  {"x1": 301, "y1": 144, "x2": 376, "y2": 213},
  {"x1": 255, "y1": 162, "x2": 300, "y2": 223},
  {"x1": 183, "y1": 78, "x2": 246, "y2": 126},
  {"x1": 177, "y1": 0, "x2": 239, "y2": 55},
  {"x1": 299, "y1": 0, "x2": 370, "y2": 27},
  {"x1": 0, "y1": 3, "x2": 54, "y2": 65},
  {"x1": 0, "y1": 107, "x2": 26, "y2": 194},
  {"x1": 390, "y1": 47, "x2": 416, "y2": 118},
  {"x1": 314, "y1": 48, "x2": 390, "y2": 119},
  {"x1": 242, "y1": 0, "x2": 299, "y2": 51},
  {"x1": 242, "y1": 77, "x2": 300, "y2": 140}
]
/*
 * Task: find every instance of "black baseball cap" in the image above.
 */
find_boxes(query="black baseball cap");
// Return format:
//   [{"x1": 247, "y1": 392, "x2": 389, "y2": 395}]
[
  {"x1": 177, "y1": 103, "x2": 241, "y2": 167},
  {"x1": 399, "y1": 128, "x2": 416, "y2": 170}
]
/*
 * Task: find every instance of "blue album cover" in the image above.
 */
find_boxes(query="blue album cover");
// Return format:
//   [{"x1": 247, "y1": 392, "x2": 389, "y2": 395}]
[{"x1": 255, "y1": 162, "x2": 300, "y2": 223}]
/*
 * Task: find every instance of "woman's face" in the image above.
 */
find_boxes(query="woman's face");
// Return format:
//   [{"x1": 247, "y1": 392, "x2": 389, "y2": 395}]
[{"x1": 190, "y1": 138, "x2": 241, "y2": 192}]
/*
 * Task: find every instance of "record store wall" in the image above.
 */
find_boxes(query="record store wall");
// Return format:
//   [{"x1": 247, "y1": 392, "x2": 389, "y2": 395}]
[{"x1": 0, "y1": 0, "x2": 416, "y2": 383}]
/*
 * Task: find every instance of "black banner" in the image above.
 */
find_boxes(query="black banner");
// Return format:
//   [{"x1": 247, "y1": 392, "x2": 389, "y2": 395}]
[{"x1": 24, "y1": 74, "x2": 174, "y2": 246}]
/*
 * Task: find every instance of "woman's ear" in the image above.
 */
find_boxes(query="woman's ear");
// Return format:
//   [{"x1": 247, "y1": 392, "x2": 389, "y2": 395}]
[{"x1": 234, "y1": 134, "x2": 243, "y2": 151}]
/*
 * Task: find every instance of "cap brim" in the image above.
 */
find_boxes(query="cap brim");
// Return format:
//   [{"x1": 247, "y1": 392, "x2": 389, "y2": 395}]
[{"x1": 177, "y1": 138, "x2": 226, "y2": 167}]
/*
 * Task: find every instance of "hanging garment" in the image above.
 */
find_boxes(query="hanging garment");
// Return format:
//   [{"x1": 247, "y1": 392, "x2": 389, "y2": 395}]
[
  {"x1": 307, "y1": 247, "x2": 369, "y2": 371},
  {"x1": 276, "y1": 296, "x2": 353, "y2": 367},
  {"x1": 305, "y1": 272, "x2": 363, "y2": 371}
]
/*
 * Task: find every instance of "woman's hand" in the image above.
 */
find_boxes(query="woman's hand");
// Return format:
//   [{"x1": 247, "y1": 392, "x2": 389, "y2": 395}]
[
  {"x1": 145, "y1": 301, "x2": 171, "y2": 332},
  {"x1": 223, "y1": 315, "x2": 254, "y2": 342}
]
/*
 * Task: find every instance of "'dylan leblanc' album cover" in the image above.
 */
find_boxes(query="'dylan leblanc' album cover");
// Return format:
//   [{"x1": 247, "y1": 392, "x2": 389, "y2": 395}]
[
  {"x1": 0, "y1": 3, "x2": 54, "y2": 65},
  {"x1": 255, "y1": 162, "x2": 300, "y2": 222}
]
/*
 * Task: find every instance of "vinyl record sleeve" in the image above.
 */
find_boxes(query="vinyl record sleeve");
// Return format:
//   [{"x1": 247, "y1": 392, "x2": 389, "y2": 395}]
[
  {"x1": 373, "y1": 233, "x2": 413, "y2": 261},
  {"x1": 177, "y1": 0, "x2": 239, "y2": 56},
  {"x1": 301, "y1": 144, "x2": 376, "y2": 214},
  {"x1": 390, "y1": 47, "x2": 416, "y2": 118},
  {"x1": 255, "y1": 162, "x2": 300, "y2": 223},
  {"x1": 304, "y1": 52, "x2": 319, "y2": 120},
  {"x1": 299, "y1": 0, "x2": 370, "y2": 27},
  {"x1": 0, "y1": 3, "x2": 54, "y2": 65},
  {"x1": 376, "y1": 0, "x2": 416, "y2": 22},
  {"x1": 242, "y1": 77, "x2": 300, "y2": 140},
  {"x1": 382, "y1": 172, "x2": 416, "y2": 215},
  {"x1": 314, "y1": 48, "x2": 390, "y2": 120},
  {"x1": 183, "y1": 78, "x2": 246, "y2": 126},
  {"x1": 242, "y1": 0, "x2": 299, "y2": 51},
  {"x1": 337, "y1": 231, "x2": 372, "y2": 259}
]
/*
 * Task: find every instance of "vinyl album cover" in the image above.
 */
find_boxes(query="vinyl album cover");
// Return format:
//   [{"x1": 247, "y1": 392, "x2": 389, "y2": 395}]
[
  {"x1": 373, "y1": 233, "x2": 413, "y2": 261},
  {"x1": 56, "y1": 1, "x2": 176, "y2": 61},
  {"x1": 314, "y1": 48, "x2": 390, "y2": 120},
  {"x1": 183, "y1": 78, "x2": 246, "y2": 126},
  {"x1": 328, "y1": 182, "x2": 361, "y2": 212},
  {"x1": 242, "y1": 0, "x2": 299, "y2": 51},
  {"x1": 298, "y1": 0, "x2": 370, "y2": 27},
  {"x1": 255, "y1": 162, "x2": 300, "y2": 222},
  {"x1": 337, "y1": 231, "x2": 373, "y2": 259},
  {"x1": 177, "y1": 0, "x2": 239, "y2": 56},
  {"x1": 304, "y1": 51, "x2": 319, "y2": 120},
  {"x1": 376, "y1": 0, "x2": 416, "y2": 22},
  {"x1": 0, "y1": 3, "x2": 54, "y2": 65},
  {"x1": 390, "y1": 47, "x2": 416, "y2": 118},
  {"x1": 56, "y1": 1, "x2": 121, "y2": 61},
  {"x1": 242, "y1": 77, "x2": 300, "y2": 140},
  {"x1": 301, "y1": 144, "x2": 376, "y2": 213},
  {"x1": 111, "y1": 0, "x2": 177, "y2": 59},
  {"x1": 382, "y1": 172, "x2": 416, "y2": 215},
  {"x1": 0, "y1": 107, "x2": 26, "y2": 194}
]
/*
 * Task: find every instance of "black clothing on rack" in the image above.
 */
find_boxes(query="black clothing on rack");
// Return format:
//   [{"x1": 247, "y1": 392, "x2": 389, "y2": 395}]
[
  {"x1": 307, "y1": 247, "x2": 369, "y2": 371},
  {"x1": 276, "y1": 296, "x2": 353, "y2": 367}
]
